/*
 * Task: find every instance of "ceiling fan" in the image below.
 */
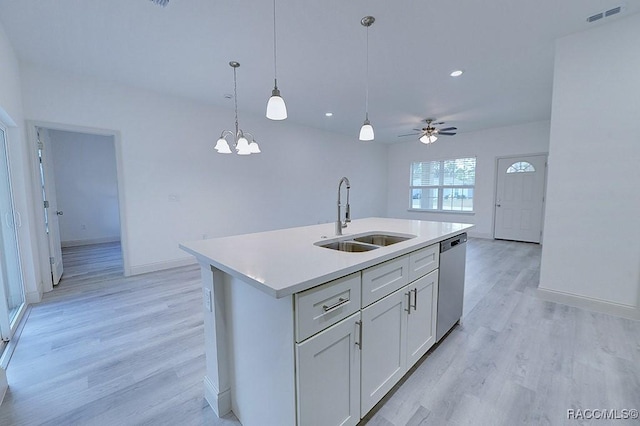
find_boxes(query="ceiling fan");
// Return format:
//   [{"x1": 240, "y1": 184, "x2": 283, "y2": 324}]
[{"x1": 398, "y1": 119, "x2": 457, "y2": 144}]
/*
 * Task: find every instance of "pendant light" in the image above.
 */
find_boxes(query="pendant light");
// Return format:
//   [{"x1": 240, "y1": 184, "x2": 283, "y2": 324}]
[
  {"x1": 215, "y1": 61, "x2": 260, "y2": 155},
  {"x1": 359, "y1": 16, "x2": 375, "y2": 141},
  {"x1": 266, "y1": 0, "x2": 287, "y2": 120}
]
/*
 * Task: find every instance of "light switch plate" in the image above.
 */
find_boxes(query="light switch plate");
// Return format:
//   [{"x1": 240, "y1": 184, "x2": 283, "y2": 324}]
[{"x1": 203, "y1": 287, "x2": 212, "y2": 312}]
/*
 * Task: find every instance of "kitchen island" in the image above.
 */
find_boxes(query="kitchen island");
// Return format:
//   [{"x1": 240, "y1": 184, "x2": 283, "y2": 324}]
[{"x1": 180, "y1": 217, "x2": 473, "y2": 426}]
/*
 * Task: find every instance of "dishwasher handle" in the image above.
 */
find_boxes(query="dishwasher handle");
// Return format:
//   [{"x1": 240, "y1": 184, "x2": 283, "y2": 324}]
[{"x1": 440, "y1": 233, "x2": 467, "y2": 253}]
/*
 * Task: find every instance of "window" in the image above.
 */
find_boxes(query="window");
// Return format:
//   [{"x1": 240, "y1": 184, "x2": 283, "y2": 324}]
[
  {"x1": 506, "y1": 161, "x2": 535, "y2": 173},
  {"x1": 410, "y1": 157, "x2": 476, "y2": 212}
]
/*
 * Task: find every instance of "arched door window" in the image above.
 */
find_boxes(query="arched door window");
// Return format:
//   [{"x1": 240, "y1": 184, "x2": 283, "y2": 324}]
[{"x1": 506, "y1": 161, "x2": 535, "y2": 173}]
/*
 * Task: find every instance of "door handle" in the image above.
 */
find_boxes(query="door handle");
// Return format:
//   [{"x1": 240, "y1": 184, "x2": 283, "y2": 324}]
[
  {"x1": 355, "y1": 320, "x2": 362, "y2": 349},
  {"x1": 411, "y1": 288, "x2": 418, "y2": 311},
  {"x1": 405, "y1": 291, "x2": 412, "y2": 314}
]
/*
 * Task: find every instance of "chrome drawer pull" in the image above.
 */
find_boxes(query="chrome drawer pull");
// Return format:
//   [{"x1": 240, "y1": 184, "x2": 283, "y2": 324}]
[
  {"x1": 322, "y1": 297, "x2": 348, "y2": 312},
  {"x1": 355, "y1": 320, "x2": 362, "y2": 349}
]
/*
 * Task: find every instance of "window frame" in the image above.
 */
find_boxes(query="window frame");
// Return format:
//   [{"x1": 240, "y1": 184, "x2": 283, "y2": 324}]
[{"x1": 409, "y1": 157, "x2": 476, "y2": 213}]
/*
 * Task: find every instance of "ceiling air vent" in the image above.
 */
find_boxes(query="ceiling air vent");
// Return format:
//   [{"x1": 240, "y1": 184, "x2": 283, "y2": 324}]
[
  {"x1": 587, "y1": 12, "x2": 603, "y2": 23},
  {"x1": 605, "y1": 6, "x2": 622, "y2": 17},
  {"x1": 587, "y1": 5, "x2": 625, "y2": 23},
  {"x1": 149, "y1": 0, "x2": 169, "y2": 7}
]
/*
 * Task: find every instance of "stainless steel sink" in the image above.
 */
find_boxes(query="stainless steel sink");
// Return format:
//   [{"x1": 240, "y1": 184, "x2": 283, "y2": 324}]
[
  {"x1": 352, "y1": 234, "x2": 413, "y2": 246},
  {"x1": 315, "y1": 232, "x2": 416, "y2": 252},
  {"x1": 317, "y1": 241, "x2": 379, "y2": 252}
]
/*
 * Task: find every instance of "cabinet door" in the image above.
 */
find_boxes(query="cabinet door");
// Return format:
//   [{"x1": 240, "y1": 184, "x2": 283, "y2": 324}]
[
  {"x1": 406, "y1": 270, "x2": 439, "y2": 368},
  {"x1": 296, "y1": 312, "x2": 361, "y2": 426},
  {"x1": 360, "y1": 287, "x2": 408, "y2": 416}
]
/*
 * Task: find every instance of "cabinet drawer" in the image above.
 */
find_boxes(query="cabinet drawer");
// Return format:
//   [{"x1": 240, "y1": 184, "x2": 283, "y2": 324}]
[
  {"x1": 295, "y1": 272, "x2": 361, "y2": 342},
  {"x1": 362, "y1": 255, "x2": 410, "y2": 307},
  {"x1": 408, "y1": 244, "x2": 439, "y2": 282}
]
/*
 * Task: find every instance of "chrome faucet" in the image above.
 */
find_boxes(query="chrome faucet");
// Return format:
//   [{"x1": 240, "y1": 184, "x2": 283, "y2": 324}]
[{"x1": 336, "y1": 177, "x2": 351, "y2": 235}]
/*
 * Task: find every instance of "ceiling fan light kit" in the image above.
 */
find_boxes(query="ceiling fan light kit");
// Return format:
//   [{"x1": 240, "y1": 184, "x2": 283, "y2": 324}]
[
  {"x1": 399, "y1": 118, "x2": 457, "y2": 146},
  {"x1": 420, "y1": 134, "x2": 438, "y2": 144}
]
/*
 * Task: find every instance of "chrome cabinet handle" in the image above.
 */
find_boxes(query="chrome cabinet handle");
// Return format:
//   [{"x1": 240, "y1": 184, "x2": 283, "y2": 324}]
[
  {"x1": 411, "y1": 288, "x2": 418, "y2": 311},
  {"x1": 355, "y1": 320, "x2": 362, "y2": 349},
  {"x1": 322, "y1": 297, "x2": 348, "y2": 312},
  {"x1": 405, "y1": 291, "x2": 412, "y2": 314}
]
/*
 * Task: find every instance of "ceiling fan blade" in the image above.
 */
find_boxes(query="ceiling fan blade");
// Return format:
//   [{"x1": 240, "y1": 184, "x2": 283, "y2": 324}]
[
  {"x1": 438, "y1": 132, "x2": 456, "y2": 136},
  {"x1": 438, "y1": 127, "x2": 457, "y2": 132},
  {"x1": 398, "y1": 132, "x2": 422, "y2": 137}
]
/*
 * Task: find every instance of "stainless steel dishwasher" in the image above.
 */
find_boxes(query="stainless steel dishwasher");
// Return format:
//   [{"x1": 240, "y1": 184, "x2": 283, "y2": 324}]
[{"x1": 436, "y1": 233, "x2": 467, "y2": 342}]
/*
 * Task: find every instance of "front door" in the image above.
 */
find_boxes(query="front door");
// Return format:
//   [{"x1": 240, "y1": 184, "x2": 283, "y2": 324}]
[{"x1": 494, "y1": 154, "x2": 547, "y2": 243}]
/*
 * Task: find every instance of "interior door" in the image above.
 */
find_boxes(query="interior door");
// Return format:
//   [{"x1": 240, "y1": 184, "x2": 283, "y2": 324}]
[
  {"x1": 494, "y1": 154, "x2": 547, "y2": 243},
  {"x1": 37, "y1": 128, "x2": 64, "y2": 284},
  {"x1": 0, "y1": 124, "x2": 26, "y2": 340}
]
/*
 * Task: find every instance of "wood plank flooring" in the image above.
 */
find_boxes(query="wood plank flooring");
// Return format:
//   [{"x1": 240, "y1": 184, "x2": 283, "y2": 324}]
[{"x1": 0, "y1": 239, "x2": 638, "y2": 425}]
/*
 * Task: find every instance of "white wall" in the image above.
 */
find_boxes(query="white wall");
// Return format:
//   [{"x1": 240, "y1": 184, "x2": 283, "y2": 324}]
[
  {"x1": 539, "y1": 13, "x2": 640, "y2": 319},
  {"x1": 0, "y1": 24, "x2": 41, "y2": 303},
  {"x1": 386, "y1": 121, "x2": 550, "y2": 238},
  {"x1": 0, "y1": 20, "x2": 37, "y2": 402},
  {"x1": 48, "y1": 129, "x2": 121, "y2": 246},
  {"x1": 19, "y1": 63, "x2": 388, "y2": 275}
]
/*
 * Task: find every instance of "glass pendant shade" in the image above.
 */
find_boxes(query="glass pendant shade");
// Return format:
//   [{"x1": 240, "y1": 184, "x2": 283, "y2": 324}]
[
  {"x1": 419, "y1": 134, "x2": 438, "y2": 144},
  {"x1": 266, "y1": 88, "x2": 287, "y2": 120},
  {"x1": 236, "y1": 136, "x2": 251, "y2": 155},
  {"x1": 215, "y1": 138, "x2": 232, "y2": 153},
  {"x1": 248, "y1": 141, "x2": 261, "y2": 154},
  {"x1": 359, "y1": 120, "x2": 374, "y2": 141}
]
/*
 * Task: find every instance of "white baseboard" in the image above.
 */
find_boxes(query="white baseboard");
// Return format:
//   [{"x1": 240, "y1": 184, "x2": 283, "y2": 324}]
[
  {"x1": 467, "y1": 231, "x2": 493, "y2": 239},
  {"x1": 537, "y1": 288, "x2": 640, "y2": 321},
  {"x1": 61, "y1": 237, "x2": 121, "y2": 248},
  {"x1": 25, "y1": 289, "x2": 42, "y2": 304},
  {"x1": 129, "y1": 256, "x2": 197, "y2": 276},
  {"x1": 0, "y1": 367, "x2": 7, "y2": 405},
  {"x1": 204, "y1": 375, "x2": 232, "y2": 417}
]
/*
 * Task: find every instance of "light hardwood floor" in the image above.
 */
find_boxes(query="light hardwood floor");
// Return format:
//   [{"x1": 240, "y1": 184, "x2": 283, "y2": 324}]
[{"x1": 0, "y1": 239, "x2": 638, "y2": 425}]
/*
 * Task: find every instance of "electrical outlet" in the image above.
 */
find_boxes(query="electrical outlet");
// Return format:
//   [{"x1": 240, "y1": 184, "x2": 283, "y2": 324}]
[{"x1": 203, "y1": 287, "x2": 212, "y2": 312}]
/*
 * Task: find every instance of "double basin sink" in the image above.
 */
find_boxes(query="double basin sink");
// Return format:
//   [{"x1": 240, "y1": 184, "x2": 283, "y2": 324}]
[{"x1": 315, "y1": 232, "x2": 416, "y2": 252}]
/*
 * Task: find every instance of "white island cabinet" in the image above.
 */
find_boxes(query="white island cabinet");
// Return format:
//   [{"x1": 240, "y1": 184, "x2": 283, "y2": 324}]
[{"x1": 179, "y1": 217, "x2": 473, "y2": 426}]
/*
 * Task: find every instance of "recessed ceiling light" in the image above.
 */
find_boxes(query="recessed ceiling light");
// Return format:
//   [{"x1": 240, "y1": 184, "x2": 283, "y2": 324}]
[
  {"x1": 450, "y1": 70, "x2": 464, "y2": 77},
  {"x1": 325, "y1": 112, "x2": 333, "y2": 117}
]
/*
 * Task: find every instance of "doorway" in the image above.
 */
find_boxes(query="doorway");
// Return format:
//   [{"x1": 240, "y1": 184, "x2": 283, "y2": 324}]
[
  {"x1": 29, "y1": 122, "x2": 129, "y2": 292},
  {"x1": 0, "y1": 121, "x2": 26, "y2": 342},
  {"x1": 494, "y1": 154, "x2": 547, "y2": 243}
]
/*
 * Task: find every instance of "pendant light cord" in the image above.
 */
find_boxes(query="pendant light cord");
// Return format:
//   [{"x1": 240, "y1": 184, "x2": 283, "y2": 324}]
[
  {"x1": 365, "y1": 24, "x2": 369, "y2": 121},
  {"x1": 272, "y1": 0, "x2": 278, "y2": 88}
]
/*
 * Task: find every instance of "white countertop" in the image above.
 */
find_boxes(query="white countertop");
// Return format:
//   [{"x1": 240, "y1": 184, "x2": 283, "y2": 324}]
[{"x1": 180, "y1": 217, "x2": 474, "y2": 299}]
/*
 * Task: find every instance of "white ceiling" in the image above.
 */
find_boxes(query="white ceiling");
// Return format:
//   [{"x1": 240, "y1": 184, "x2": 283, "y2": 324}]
[{"x1": 0, "y1": 0, "x2": 637, "y2": 142}]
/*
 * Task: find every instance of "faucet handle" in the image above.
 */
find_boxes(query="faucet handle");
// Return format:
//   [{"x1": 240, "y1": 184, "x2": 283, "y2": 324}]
[{"x1": 345, "y1": 204, "x2": 351, "y2": 223}]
